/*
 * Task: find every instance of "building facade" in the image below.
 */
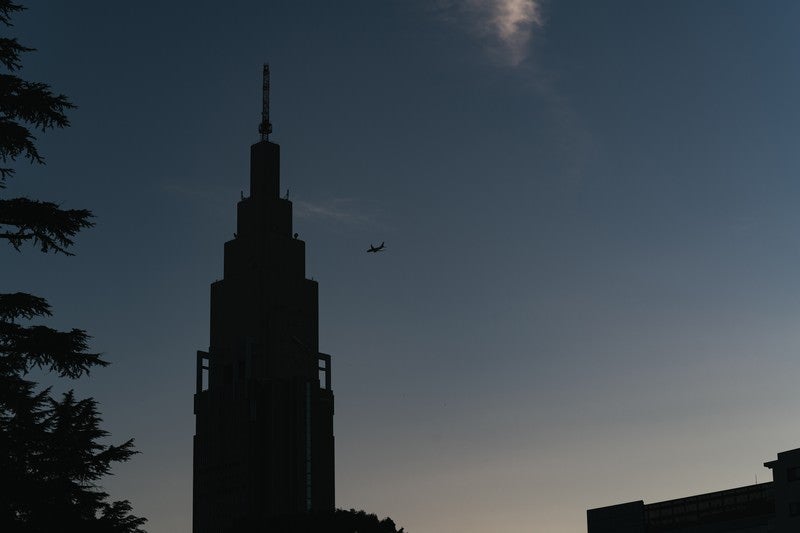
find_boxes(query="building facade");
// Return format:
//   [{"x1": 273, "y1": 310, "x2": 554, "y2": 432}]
[
  {"x1": 192, "y1": 127, "x2": 335, "y2": 531},
  {"x1": 587, "y1": 448, "x2": 800, "y2": 532}
]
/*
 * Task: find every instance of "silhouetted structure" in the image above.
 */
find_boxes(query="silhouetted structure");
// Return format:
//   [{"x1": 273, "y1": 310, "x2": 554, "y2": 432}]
[
  {"x1": 587, "y1": 447, "x2": 800, "y2": 532},
  {"x1": 193, "y1": 66, "x2": 335, "y2": 532}
]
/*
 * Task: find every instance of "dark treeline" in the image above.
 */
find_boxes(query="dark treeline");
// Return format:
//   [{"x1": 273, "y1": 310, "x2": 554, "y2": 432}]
[{"x1": 244, "y1": 509, "x2": 405, "y2": 533}]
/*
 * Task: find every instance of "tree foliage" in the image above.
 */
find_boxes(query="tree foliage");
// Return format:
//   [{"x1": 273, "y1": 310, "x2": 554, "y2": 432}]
[
  {"x1": 260, "y1": 509, "x2": 406, "y2": 533},
  {"x1": 1, "y1": 300, "x2": 146, "y2": 531},
  {"x1": 0, "y1": 0, "x2": 91, "y2": 255},
  {"x1": 0, "y1": 2, "x2": 145, "y2": 531},
  {"x1": 0, "y1": 197, "x2": 92, "y2": 254},
  {"x1": 0, "y1": 2, "x2": 73, "y2": 181}
]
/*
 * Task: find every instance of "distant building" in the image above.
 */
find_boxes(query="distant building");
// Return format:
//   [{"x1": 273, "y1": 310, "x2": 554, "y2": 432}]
[
  {"x1": 587, "y1": 447, "x2": 800, "y2": 532},
  {"x1": 192, "y1": 67, "x2": 335, "y2": 532}
]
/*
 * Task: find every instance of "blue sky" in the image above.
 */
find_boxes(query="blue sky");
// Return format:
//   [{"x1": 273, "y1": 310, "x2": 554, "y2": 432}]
[{"x1": 6, "y1": 1, "x2": 800, "y2": 531}]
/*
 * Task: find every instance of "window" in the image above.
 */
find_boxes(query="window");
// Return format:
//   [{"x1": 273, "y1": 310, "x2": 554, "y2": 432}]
[
  {"x1": 318, "y1": 353, "x2": 331, "y2": 390},
  {"x1": 789, "y1": 501, "x2": 800, "y2": 517},
  {"x1": 196, "y1": 351, "x2": 210, "y2": 393},
  {"x1": 788, "y1": 466, "x2": 800, "y2": 482}
]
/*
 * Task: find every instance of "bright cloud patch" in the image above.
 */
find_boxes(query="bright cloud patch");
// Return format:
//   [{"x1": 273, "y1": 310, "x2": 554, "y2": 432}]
[{"x1": 442, "y1": 0, "x2": 544, "y2": 66}]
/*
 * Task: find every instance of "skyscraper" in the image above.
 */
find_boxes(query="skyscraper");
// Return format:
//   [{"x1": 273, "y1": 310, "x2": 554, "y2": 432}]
[{"x1": 192, "y1": 66, "x2": 335, "y2": 532}]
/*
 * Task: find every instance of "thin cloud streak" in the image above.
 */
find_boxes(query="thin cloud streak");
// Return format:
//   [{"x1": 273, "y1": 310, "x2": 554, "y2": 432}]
[
  {"x1": 437, "y1": 0, "x2": 544, "y2": 66},
  {"x1": 294, "y1": 198, "x2": 370, "y2": 225},
  {"x1": 160, "y1": 180, "x2": 240, "y2": 217},
  {"x1": 162, "y1": 183, "x2": 372, "y2": 226}
]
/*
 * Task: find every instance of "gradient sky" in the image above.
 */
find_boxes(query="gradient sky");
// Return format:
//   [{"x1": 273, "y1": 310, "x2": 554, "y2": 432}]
[{"x1": 6, "y1": 1, "x2": 800, "y2": 531}]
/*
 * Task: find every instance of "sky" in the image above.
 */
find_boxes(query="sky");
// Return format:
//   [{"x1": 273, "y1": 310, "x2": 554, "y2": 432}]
[{"x1": 5, "y1": 1, "x2": 800, "y2": 531}]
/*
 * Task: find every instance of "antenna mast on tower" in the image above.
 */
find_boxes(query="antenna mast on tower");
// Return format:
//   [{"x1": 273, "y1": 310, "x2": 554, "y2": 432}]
[{"x1": 258, "y1": 64, "x2": 273, "y2": 141}]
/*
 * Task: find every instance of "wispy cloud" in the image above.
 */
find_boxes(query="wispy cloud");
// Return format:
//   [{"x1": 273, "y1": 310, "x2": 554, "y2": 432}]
[
  {"x1": 161, "y1": 182, "x2": 373, "y2": 226},
  {"x1": 437, "y1": 0, "x2": 545, "y2": 66},
  {"x1": 160, "y1": 180, "x2": 240, "y2": 215},
  {"x1": 294, "y1": 198, "x2": 370, "y2": 225}
]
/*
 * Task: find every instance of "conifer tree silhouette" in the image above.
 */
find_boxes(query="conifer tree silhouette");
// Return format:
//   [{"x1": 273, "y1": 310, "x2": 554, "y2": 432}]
[{"x1": 0, "y1": 2, "x2": 145, "y2": 531}]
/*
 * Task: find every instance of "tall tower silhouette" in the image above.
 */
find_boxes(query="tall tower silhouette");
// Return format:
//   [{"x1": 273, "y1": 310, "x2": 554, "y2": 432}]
[{"x1": 192, "y1": 65, "x2": 335, "y2": 532}]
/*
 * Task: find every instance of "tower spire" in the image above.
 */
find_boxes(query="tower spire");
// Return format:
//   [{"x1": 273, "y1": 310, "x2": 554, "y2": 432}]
[{"x1": 258, "y1": 63, "x2": 273, "y2": 141}]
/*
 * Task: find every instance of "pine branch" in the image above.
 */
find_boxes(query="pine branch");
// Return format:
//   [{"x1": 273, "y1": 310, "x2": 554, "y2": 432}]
[
  {"x1": 0, "y1": 1, "x2": 24, "y2": 27},
  {"x1": 0, "y1": 292, "x2": 51, "y2": 321},
  {"x1": 47, "y1": 393, "x2": 134, "y2": 480},
  {"x1": 0, "y1": 76, "x2": 74, "y2": 183},
  {"x1": 0, "y1": 321, "x2": 107, "y2": 378},
  {"x1": 100, "y1": 500, "x2": 148, "y2": 533},
  {"x1": 0, "y1": 37, "x2": 32, "y2": 71},
  {"x1": 0, "y1": 118, "x2": 41, "y2": 169},
  {"x1": 0, "y1": 197, "x2": 93, "y2": 254},
  {"x1": 0, "y1": 75, "x2": 75, "y2": 130}
]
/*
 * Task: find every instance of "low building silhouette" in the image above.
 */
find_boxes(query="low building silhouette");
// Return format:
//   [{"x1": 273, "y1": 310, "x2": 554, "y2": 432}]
[
  {"x1": 192, "y1": 66, "x2": 335, "y2": 532},
  {"x1": 587, "y1": 447, "x2": 800, "y2": 532}
]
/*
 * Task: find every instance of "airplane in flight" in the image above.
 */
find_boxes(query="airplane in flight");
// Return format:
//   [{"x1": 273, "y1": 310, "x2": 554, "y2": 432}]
[{"x1": 367, "y1": 242, "x2": 385, "y2": 253}]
